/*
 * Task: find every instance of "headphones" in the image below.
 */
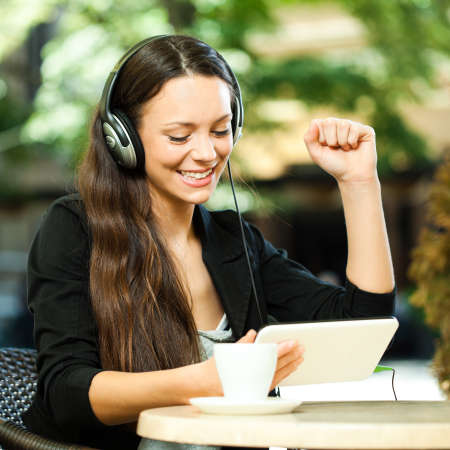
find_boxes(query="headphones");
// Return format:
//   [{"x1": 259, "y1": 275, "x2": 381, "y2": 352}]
[{"x1": 99, "y1": 35, "x2": 244, "y2": 171}]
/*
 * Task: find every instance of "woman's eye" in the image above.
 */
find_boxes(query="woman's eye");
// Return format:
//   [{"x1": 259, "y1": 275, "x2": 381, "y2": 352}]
[
  {"x1": 168, "y1": 129, "x2": 230, "y2": 143},
  {"x1": 213, "y1": 129, "x2": 231, "y2": 137},
  {"x1": 168, "y1": 135, "x2": 189, "y2": 143}
]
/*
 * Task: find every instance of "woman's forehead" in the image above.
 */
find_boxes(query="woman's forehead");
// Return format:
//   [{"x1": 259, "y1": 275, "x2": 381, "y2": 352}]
[{"x1": 141, "y1": 74, "x2": 232, "y2": 124}]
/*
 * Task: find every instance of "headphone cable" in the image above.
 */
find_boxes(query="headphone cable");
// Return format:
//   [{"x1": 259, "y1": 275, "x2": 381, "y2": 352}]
[
  {"x1": 226, "y1": 161, "x2": 265, "y2": 329},
  {"x1": 374, "y1": 365, "x2": 398, "y2": 401}
]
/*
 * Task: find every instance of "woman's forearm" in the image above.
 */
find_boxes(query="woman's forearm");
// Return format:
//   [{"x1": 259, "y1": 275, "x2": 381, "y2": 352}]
[
  {"x1": 88, "y1": 360, "x2": 212, "y2": 426},
  {"x1": 338, "y1": 176, "x2": 395, "y2": 293}
]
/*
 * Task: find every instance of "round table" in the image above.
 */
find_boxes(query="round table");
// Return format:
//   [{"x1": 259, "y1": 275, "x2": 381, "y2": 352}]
[{"x1": 137, "y1": 400, "x2": 450, "y2": 449}]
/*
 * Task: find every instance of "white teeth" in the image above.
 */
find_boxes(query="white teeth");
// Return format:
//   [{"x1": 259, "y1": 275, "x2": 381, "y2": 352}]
[{"x1": 180, "y1": 168, "x2": 213, "y2": 179}]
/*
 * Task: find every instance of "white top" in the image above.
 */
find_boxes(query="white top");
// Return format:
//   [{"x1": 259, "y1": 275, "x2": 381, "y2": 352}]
[{"x1": 199, "y1": 313, "x2": 229, "y2": 332}]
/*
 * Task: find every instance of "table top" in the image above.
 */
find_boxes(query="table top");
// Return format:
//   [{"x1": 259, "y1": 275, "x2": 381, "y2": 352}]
[{"x1": 137, "y1": 400, "x2": 450, "y2": 449}]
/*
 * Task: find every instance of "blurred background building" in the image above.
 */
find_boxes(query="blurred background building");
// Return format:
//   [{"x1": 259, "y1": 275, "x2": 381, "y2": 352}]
[{"x1": 0, "y1": 1, "x2": 448, "y2": 375}]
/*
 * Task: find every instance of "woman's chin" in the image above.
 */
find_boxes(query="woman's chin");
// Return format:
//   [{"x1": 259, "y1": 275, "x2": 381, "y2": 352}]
[
  {"x1": 184, "y1": 191, "x2": 214, "y2": 205},
  {"x1": 180, "y1": 181, "x2": 218, "y2": 205}
]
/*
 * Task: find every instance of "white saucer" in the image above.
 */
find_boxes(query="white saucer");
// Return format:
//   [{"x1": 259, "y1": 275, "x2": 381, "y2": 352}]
[{"x1": 189, "y1": 397, "x2": 302, "y2": 415}]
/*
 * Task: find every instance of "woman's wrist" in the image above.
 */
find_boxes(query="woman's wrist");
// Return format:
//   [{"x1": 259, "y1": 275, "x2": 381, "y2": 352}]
[
  {"x1": 337, "y1": 176, "x2": 382, "y2": 212},
  {"x1": 188, "y1": 358, "x2": 223, "y2": 401},
  {"x1": 337, "y1": 174, "x2": 380, "y2": 192}
]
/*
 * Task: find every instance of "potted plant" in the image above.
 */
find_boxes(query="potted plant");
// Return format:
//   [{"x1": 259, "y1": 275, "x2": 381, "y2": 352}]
[{"x1": 408, "y1": 152, "x2": 450, "y2": 398}]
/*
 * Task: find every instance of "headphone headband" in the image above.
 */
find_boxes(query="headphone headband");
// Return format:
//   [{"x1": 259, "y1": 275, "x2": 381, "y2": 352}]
[{"x1": 99, "y1": 35, "x2": 244, "y2": 170}]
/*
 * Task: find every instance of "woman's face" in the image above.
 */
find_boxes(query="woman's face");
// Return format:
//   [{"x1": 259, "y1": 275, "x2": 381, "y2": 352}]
[{"x1": 137, "y1": 74, "x2": 234, "y2": 209}]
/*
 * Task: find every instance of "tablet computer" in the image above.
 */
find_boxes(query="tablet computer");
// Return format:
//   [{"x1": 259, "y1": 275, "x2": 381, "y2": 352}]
[{"x1": 254, "y1": 316, "x2": 398, "y2": 386}]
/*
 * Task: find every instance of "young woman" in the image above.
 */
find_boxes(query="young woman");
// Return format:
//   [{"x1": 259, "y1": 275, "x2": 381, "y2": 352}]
[{"x1": 22, "y1": 35, "x2": 396, "y2": 450}]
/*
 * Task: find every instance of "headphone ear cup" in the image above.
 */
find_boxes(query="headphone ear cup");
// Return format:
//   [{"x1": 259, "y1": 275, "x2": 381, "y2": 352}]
[{"x1": 112, "y1": 109, "x2": 146, "y2": 171}]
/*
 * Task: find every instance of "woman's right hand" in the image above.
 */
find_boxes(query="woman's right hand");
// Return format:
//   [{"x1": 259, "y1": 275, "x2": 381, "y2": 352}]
[
  {"x1": 198, "y1": 329, "x2": 304, "y2": 397},
  {"x1": 269, "y1": 334, "x2": 305, "y2": 391}
]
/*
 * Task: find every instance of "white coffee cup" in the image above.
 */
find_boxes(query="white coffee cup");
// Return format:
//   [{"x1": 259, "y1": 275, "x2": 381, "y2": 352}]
[{"x1": 214, "y1": 343, "x2": 277, "y2": 401}]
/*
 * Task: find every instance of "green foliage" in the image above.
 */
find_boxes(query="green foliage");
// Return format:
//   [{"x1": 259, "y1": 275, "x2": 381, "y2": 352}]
[
  {"x1": 0, "y1": 77, "x2": 35, "y2": 180},
  {"x1": 343, "y1": 0, "x2": 449, "y2": 84},
  {"x1": 408, "y1": 153, "x2": 450, "y2": 397},
  {"x1": 0, "y1": 0, "x2": 448, "y2": 173},
  {"x1": 0, "y1": 0, "x2": 59, "y2": 60}
]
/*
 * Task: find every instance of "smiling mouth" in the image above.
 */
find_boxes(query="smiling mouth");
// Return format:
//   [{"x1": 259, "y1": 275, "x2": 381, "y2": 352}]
[{"x1": 178, "y1": 167, "x2": 214, "y2": 180}]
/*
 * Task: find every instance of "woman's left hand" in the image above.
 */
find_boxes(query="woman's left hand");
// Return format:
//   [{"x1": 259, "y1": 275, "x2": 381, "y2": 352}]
[{"x1": 304, "y1": 118, "x2": 378, "y2": 184}]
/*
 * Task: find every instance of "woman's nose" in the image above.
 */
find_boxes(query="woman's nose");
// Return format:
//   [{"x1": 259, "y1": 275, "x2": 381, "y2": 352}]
[{"x1": 190, "y1": 134, "x2": 217, "y2": 161}]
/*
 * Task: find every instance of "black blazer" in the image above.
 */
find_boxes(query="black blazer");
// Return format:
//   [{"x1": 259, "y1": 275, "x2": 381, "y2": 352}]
[{"x1": 22, "y1": 193, "x2": 396, "y2": 449}]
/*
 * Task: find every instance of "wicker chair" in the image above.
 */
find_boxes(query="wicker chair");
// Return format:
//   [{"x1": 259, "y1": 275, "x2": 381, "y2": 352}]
[{"x1": 0, "y1": 347, "x2": 98, "y2": 450}]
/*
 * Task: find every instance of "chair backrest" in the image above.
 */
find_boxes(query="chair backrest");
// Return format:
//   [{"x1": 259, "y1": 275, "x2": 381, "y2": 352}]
[{"x1": 0, "y1": 347, "x2": 37, "y2": 428}]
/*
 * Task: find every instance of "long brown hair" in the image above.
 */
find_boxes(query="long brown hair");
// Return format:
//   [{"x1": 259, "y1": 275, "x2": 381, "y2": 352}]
[{"x1": 77, "y1": 35, "x2": 238, "y2": 372}]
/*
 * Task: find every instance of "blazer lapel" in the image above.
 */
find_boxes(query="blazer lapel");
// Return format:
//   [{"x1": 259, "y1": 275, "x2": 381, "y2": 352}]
[{"x1": 194, "y1": 205, "x2": 252, "y2": 338}]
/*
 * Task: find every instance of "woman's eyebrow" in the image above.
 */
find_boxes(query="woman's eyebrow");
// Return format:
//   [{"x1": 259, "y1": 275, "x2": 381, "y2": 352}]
[{"x1": 162, "y1": 113, "x2": 232, "y2": 127}]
